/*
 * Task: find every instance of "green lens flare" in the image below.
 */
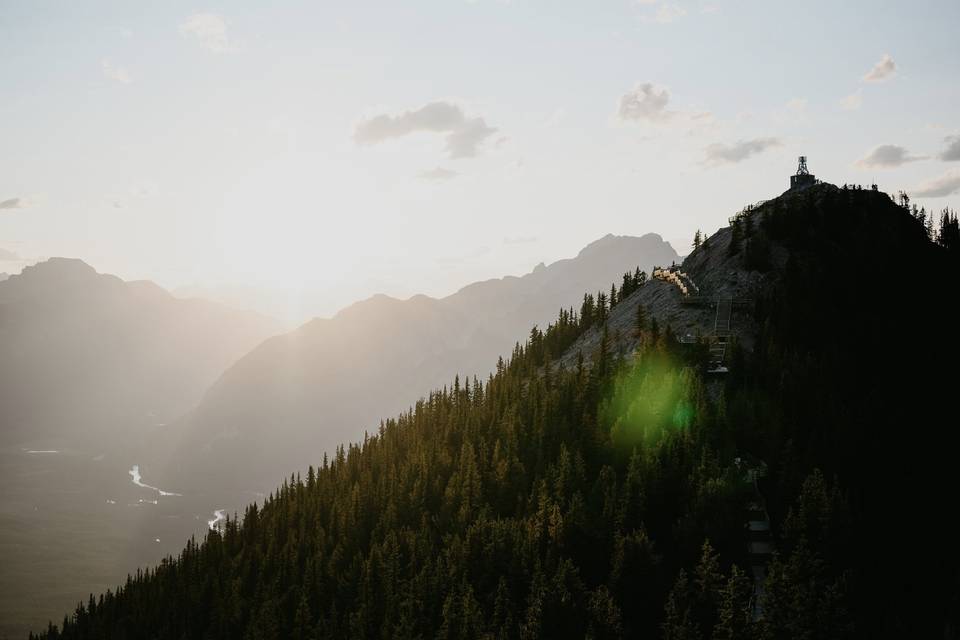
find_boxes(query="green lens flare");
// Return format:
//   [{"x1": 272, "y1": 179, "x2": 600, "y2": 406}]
[{"x1": 604, "y1": 351, "x2": 698, "y2": 451}]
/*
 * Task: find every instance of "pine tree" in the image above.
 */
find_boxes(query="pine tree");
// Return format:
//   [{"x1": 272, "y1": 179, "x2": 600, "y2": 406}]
[
  {"x1": 661, "y1": 570, "x2": 698, "y2": 640},
  {"x1": 635, "y1": 303, "x2": 648, "y2": 339},
  {"x1": 712, "y1": 566, "x2": 754, "y2": 640},
  {"x1": 692, "y1": 540, "x2": 723, "y2": 632},
  {"x1": 728, "y1": 219, "x2": 742, "y2": 256}
]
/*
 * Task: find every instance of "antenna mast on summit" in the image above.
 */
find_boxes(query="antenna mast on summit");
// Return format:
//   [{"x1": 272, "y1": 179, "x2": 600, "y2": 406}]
[{"x1": 789, "y1": 155, "x2": 816, "y2": 191}]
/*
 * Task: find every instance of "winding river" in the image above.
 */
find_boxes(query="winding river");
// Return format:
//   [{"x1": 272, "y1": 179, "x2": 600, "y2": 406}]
[
  {"x1": 128, "y1": 465, "x2": 229, "y2": 534},
  {"x1": 128, "y1": 465, "x2": 182, "y2": 497}
]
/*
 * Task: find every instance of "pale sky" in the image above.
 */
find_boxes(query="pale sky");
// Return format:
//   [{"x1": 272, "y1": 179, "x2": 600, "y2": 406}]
[{"x1": 2, "y1": 0, "x2": 959, "y2": 319}]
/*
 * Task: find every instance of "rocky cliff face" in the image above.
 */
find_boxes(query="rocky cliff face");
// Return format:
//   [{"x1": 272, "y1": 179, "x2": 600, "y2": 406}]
[{"x1": 557, "y1": 183, "x2": 906, "y2": 367}]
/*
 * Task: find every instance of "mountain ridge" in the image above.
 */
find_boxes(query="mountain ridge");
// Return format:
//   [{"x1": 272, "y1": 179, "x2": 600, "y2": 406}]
[{"x1": 158, "y1": 233, "x2": 679, "y2": 491}]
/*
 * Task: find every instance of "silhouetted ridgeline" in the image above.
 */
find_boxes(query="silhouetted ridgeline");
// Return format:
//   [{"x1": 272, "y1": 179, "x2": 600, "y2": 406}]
[{"x1": 33, "y1": 185, "x2": 960, "y2": 639}]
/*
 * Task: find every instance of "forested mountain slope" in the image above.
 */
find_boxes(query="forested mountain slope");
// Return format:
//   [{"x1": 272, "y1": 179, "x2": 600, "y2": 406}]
[
  {"x1": 159, "y1": 234, "x2": 678, "y2": 491},
  {"x1": 35, "y1": 186, "x2": 960, "y2": 639}
]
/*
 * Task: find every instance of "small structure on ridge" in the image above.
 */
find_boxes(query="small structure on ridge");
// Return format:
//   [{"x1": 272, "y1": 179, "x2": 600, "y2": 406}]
[{"x1": 789, "y1": 155, "x2": 816, "y2": 191}]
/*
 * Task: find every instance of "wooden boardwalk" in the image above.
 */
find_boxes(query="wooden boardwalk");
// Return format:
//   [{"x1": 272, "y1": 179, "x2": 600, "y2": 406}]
[
  {"x1": 740, "y1": 459, "x2": 773, "y2": 619},
  {"x1": 708, "y1": 298, "x2": 734, "y2": 373}
]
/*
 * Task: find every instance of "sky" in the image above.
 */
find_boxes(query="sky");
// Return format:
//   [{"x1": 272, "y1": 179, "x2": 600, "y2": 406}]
[{"x1": 2, "y1": 0, "x2": 959, "y2": 321}]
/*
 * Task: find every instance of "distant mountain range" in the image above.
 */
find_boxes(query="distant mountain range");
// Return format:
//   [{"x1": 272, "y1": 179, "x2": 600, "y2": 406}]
[
  {"x1": 0, "y1": 258, "x2": 280, "y2": 445},
  {"x1": 160, "y1": 233, "x2": 679, "y2": 490}
]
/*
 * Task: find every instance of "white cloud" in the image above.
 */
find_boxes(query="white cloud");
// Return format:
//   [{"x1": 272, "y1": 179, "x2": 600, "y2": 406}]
[
  {"x1": 101, "y1": 59, "x2": 132, "y2": 84},
  {"x1": 418, "y1": 167, "x2": 460, "y2": 181},
  {"x1": 863, "y1": 53, "x2": 896, "y2": 83},
  {"x1": 703, "y1": 138, "x2": 781, "y2": 166},
  {"x1": 913, "y1": 169, "x2": 960, "y2": 198},
  {"x1": 617, "y1": 83, "x2": 672, "y2": 122},
  {"x1": 354, "y1": 101, "x2": 497, "y2": 159},
  {"x1": 0, "y1": 197, "x2": 26, "y2": 210},
  {"x1": 840, "y1": 90, "x2": 862, "y2": 111},
  {"x1": 617, "y1": 83, "x2": 711, "y2": 129},
  {"x1": 856, "y1": 144, "x2": 924, "y2": 168},
  {"x1": 0, "y1": 247, "x2": 21, "y2": 261},
  {"x1": 179, "y1": 13, "x2": 235, "y2": 53},
  {"x1": 940, "y1": 136, "x2": 960, "y2": 162}
]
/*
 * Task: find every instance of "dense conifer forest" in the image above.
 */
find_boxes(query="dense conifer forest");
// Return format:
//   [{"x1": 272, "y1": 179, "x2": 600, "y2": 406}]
[{"x1": 33, "y1": 187, "x2": 960, "y2": 639}]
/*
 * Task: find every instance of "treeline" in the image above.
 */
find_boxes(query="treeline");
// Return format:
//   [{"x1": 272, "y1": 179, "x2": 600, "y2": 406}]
[{"x1": 897, "y1": 191, "x2": 960, "y2": 250}]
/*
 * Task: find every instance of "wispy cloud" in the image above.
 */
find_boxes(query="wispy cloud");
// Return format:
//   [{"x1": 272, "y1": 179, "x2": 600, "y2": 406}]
[
  {"x1": 0, "y1": 247, "x2": 21, "y2": 261},
  {"x1": 354, "y1": 101, "x2": 497, "y2": 159},
  {"x1": 179, "y1": 13, "x2": 236, "y2": 53},
  {"x1": 856, "y1": 144, "x2": 925, "y2": 168},
  {"x1": 863, "y1": 53, "x2": 896, "y2": 83},
  {"x1": 101, "y1": 59, "x2": 132, "y2": 84},
  {"x1": 703, "y1": 138, "x2": 781, "y2": 166},
  {"x1": 939, "y1": 136, "x2": 960, "y2": 162},
  {"x1": 913, "y1": 169, "x2": 960, "y2": 198},
  {"x1": 418, "y1": 167, "x2": 460, "y2": 182},
  {"x1": 0, "y1": 197, "x2": 27, "y2": 210}
]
